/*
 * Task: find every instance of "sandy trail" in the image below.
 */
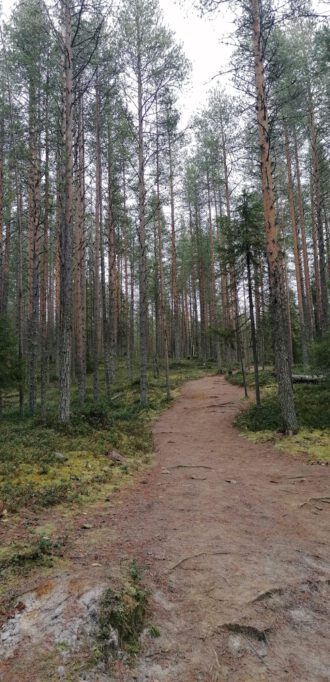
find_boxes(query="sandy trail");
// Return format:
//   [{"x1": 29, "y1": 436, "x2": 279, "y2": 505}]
[{"x1": 1, "y1": 376, "x2": 330, "y2": 681}]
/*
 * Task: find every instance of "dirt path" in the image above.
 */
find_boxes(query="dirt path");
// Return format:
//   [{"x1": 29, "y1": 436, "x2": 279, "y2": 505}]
[{"x1": 1, "y1": 376, "x2": 330, "y2": 681}]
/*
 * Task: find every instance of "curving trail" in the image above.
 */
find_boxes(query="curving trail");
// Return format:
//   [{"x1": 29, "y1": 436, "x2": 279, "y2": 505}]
[
  {"x1": 1, "y1": 375, "x2": 330, "y2": 681},
  {"x1": 119, "y1": 375, "x2": 330, "y2": 682}
]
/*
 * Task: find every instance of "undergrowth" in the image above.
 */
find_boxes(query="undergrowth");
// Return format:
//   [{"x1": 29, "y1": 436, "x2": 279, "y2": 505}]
[
  {"x1": 0, "y1": 359, "x2": 213, "y2": 513},
  {"x1": 230, "y1": 369, "x2": 330, "y2": 462},
  {"x1": 0, "y1": 534, "x2": 67, "y2": 578},
  {"x1": 95, "y1": 561, "x2": 147, "y2": 668}
]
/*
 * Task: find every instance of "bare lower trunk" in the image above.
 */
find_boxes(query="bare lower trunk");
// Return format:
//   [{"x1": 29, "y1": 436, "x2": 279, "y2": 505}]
[
  {"x1": 41, "y1": 75, "x2": 50, "y2": 418},
  {"x1": 294, "y1": 127, "x2": 314, "y2": 340},
  {"x1": 284, "y1": 124, "x2": 308, "y2": 367},
  {"x1": 247, "y1": 250, "x2": 260, "y2": 406},
  {"x1": 93, "y1": 78, "x2": 101, "y2": 401},
  {"x1": 59, "y1": 1, "x2": 74, "y2": 423},
  {"x1": 74, "y1": 99, "x2": 86, "y2": 405},
  {"x1": 107, "y1": 121, "x2": 117, "y2": 387},
  {"x1": 28, "y1": 81, "x2": 41, "y2": 415},
  {"x1": 0, "y1": 118, "x2": 4, "y2": 314},
  {"x1": 309, "y1": 101, "x2": 328, "y2": 333},
  {"x1": 251, "y1": 0, "x2": 298, "y2": 433},
  {"x1": 137, "y1": 46, "x2": 148, "y2": 405},
  {"x1": 168, "y1": 130, "x2": 180, "y2": 360}
]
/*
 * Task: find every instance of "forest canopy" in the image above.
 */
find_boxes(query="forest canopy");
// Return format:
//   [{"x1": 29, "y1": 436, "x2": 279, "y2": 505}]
[{"x1": 0, "y1": 0, "x2": 329, "y2": 434}]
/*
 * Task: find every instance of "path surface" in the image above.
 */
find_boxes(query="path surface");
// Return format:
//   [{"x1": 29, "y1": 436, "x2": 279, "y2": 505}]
[{"x1": 1, "y1": 376, "x2": 330, "y2": 681}]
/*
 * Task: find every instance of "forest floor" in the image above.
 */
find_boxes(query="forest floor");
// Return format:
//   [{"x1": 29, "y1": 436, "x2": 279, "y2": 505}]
[{"x1": 1, "y1": 375, "x2": 330, "y2": 681}]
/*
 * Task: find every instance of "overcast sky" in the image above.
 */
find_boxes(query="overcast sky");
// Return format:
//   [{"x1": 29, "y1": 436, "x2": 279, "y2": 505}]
[
  {"x1": 1, "y1": 0, "x2": 235, "y2": 122},
  {"x1": 158, "y1": 0, "x2": 235, "y2": 120},
  {"x1": 1, "y1": 0, "x2": 329, "y2": 123}
]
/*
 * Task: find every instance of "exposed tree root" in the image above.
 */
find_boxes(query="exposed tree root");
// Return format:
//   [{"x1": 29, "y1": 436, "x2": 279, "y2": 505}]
[
  {"x1": 251, "y1": 586, "x2": 284, "y2": 603},
  {"x1": 220, "y1": 622, "x2": 270, "y2": 643},
  {"x1": 206, "y1": 402, "x2": 235, "y2": 408},
  {"x1": 168, "y1": 551, "x2": 232, "y2": 573},
  {"x1": 300, "y1": 497, "x2": 330, "y2": 508},
  {"x1": 168, "y1": 465, "x2": 213, "y2": 470}
]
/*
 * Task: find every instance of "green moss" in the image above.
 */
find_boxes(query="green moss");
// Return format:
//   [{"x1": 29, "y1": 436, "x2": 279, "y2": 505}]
[
  {"x1": 233, "y1": 370, "x2": 330, "y2": 462},
  {"x1": 227, "y1": 368, "x2": 275, "y2": 389},
  {"x1": 148, "y1": 625, "x2": 161, "y2": 638},
  {"x1": 0, "y1": 535, "x2": 66, "y2": 574},
  {"x1": 0, "y1": 359, "x2": 213, "y2": 513},
  {"x1": 96, "y1": 563, "x2": 147, "y2": 666}
]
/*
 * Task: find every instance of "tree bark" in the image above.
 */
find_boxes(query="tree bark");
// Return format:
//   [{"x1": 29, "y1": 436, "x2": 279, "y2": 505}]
[
  {"x1": 93, "y1": 77, "x2": 101, "y2": 401},
  {"x1": 284, "y1": 123, "x2": 308, "y2": 366},
  {"x1": 293, "y1": 126, "x2": 314, "y2": 340},
  {"x1": 251, "y1": 0, "x2": 298, "y2": 433},
  {"x1": 246, "y1": 249, "x2": 261, "y2": 406},
  {"x1": 40, "y1": 73, "x2": 50, "y2": 417},
  {"x1": 137, "y1": 40, "x2": 148, "y2": 405},
  {"x1": 309, "y1": 100, "x2": 328, "y2": 333},
  {"x1": 27, "y1": 80, "x2": 41, "y2": 415},
  {"x1": 59, "y1": 0, "x2": 74, "y2": 422},
  {"x1": 168, "y1": 128, "x2": 180, "y2": 360}
]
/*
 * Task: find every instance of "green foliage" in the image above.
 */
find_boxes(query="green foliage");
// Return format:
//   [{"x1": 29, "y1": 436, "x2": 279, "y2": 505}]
[
  {"x1": 0, "y1": 359, "x2": 211, "y2": 512},
  {"x1": 236, "y1": 382, "x2": 330, "y2": 432},
  {"x1": 0, "y1": 535, "x2": 67, "y2": 574},
  {"x1": 227, "y1": 369, "x2": 274, "y2": 388},
  {"x1": 233, "y1": 367, "x2": 330, "y2": 461},
  {"x1": 0, "y1": 315, "x2": 23, "y2": 395},
  {"x1": 148, "y1": 625, "x2": 161, "y2": 638},
  {"x1": 129, "y1": 559, "x2": 144, "y2": 582},
  {"x1": 236, "y1": 190, "x2": 265, "y2": 254},
  {"x1": 310, "y1": 330, "x2": 330, "y2": 375},
  {"x1": 96, "y1": 564, "x2": 147, "y2": 664}
]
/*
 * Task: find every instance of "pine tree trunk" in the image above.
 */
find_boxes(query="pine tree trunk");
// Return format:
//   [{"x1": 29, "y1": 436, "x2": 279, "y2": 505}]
[
  {"x1": 246, "y1": 249, "x2": 261, "y2": 406},
  {"x1": 293, "y1": 127, "x2": 314, "y2": 340},
  {"x1": 168, "y1": 130, "x2": 180, "y2": 360},
  {"x1": 155, "y1": 98, "x2": 165, "y2": 359},
  {"x1": 251, "y1": 0, "x2": 298, "y2": 433},
  {"x1": 59, "y1": 0, "x2": 74, "y2": 423},
  {"x1": 28, "y1": 81, "x2": 41, "y2": 415},
  {"x1": 137, "y1": 48, "x2": 148, "y2": 405},
  {"x1": 100, "y1": 218, "x2": 112, "y2": 400},
  {"x1": 93, "y1": 78, "x2": 101, "y2": 401},
  {"x1": 107, "y1": 120, "x2": 117, "y2": 387},
  {"x1": 40, "y1": 76, "x2": 50, "y2": 418},
  {"x1": 221, "y1": 120, "x2": 236, "y2": 369},
  {"x1": 207, "y1": 170, "x2": 216, "y2": 357},
  {"x1": 310, "y1": 173, "x2": 322, "y2": 334},
  {"x1": 74, "y1": 98, "x2": 86, "y2": 404},
  {"x1": 309, "y1": 101, "x2": 328, "y2": 333},
  {"x1": 284, "y1": 123, "x2": 308, "y2": 366},
  {"x1": 122, "y1": 166, "x2": 132, "y2": 381},
  {"x1": 0, "y1": 117, "x2": 4, "y2": 314}
]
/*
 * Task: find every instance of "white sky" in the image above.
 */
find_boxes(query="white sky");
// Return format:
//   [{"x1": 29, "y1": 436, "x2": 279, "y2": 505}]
[
  {"x1": 1, "y1": 0, "x2": 235, "y2": 123},
  {"x1": 1, "y1": 0, "x2": 329, "y2": 124},
  {"x1": 158, "y1": 0, "x2": 235, "y2": 121}
]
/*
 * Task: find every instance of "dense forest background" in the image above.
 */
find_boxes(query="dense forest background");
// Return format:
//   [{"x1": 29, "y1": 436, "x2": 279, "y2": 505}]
[{"x1": 0, "y1": 0, "x2": 330, "y2": 432}]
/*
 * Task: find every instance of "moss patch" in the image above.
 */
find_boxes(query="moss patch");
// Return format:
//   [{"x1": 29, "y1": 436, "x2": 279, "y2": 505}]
[
  {"x1": 0, "y1": 535, "x2": 67, "y2": 575},
  {"x1": 96, "y1": 562, "x2": 147, "y2": 667},
  {"x1": 0, "y1": 359, "x2": 212, "y2": 513},
  {"x1": 232, "y1": 370, "x2": 330, "y2": 463}
]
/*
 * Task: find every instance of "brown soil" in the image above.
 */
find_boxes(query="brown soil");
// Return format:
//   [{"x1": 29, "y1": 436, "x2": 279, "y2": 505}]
[{"x1": 1, "y1": 376, "x2": 330, "y2": 681}]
